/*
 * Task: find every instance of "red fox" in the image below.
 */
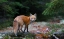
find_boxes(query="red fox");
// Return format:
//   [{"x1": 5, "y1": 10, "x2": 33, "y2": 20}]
[{"x1": 13, "y1": 13, "x2": 36, "y2": 36}]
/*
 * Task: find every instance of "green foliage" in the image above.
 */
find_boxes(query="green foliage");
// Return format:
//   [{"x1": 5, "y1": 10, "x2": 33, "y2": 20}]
[
  {"x1": 0, "y1": 0, "x2": 45, "y2": 22},
  {"x1": 0, "y1": 0, "x2": 51, "y2": 21},
  {"x1": 47, "y1": 23, "x2": 62, "y2": 29},
  {"x1": 9, "y1": 2, "x2": 24, "y2": 7},
  {"x1": 0, "y1": 19, "x2": 13, "y2": 29},
  {"x1": 3, "y1": 5, "x2": 15, "y2": 18},
  {"x1": 3, "y1": 32, "x2": 35, "y2": 39},
  {"x1": 47, "y1": 23, "x2": 64, "y2": 35},
  {"x1": 0, "y1": 0, "x2": 24, "y2": 18},
  {"x1": 0, "y1": 0, "x2": 7, "y2": 3},
  {"x1": 42, "y1": 0, "x2": 64, "y2": 16},
  {"x1": 3, "y1": 35, "x2": 9, "y2": 39},
  {"x1": 24, "y1": 33, "x2": 35, "y2": 39}
]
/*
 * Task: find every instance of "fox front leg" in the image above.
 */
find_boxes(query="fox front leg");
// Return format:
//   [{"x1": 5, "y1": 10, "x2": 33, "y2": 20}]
[
  {"x1": 26, "y1": 25, "x2": 28, "y2": 32},
  {"x1": 24, "y1": 26, "x2": 26, "y2": 33},
  {"x1": 24, "y1": 24, "x2": 29, "y2": 33}
]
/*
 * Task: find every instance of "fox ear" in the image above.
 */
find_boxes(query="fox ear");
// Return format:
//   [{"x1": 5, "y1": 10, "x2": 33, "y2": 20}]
[
  {"x1": 30, "y1": 13, "x2": 32, "y2": 16},
  {"x1": 34, "y1": 13, "x2": 36, "y2": 16}
]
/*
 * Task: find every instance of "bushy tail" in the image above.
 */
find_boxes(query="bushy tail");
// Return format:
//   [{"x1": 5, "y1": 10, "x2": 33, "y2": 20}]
[{"x1": 13, "y1": 20, "x2": 19, "y2": 36}]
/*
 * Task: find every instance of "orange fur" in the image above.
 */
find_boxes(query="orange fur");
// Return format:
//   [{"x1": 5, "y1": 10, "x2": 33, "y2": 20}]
[{"x1": 13, "y1": 14, "x2": 36, "y2": 36}]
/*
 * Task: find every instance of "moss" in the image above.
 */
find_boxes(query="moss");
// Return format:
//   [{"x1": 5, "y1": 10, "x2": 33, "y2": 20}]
[{"x1": 3, "y1": 35, "x2": 9, "y2": 39}]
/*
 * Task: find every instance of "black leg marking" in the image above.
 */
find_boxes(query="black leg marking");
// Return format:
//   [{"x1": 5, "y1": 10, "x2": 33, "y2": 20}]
[{"x1": 27, "y1": 26, "x2": 28, "y2": 32}]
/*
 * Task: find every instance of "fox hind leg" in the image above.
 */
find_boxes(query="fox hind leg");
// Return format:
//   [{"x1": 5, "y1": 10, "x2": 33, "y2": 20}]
[{"x1": 19, "y1": 26, "x2": 23, "y2": 32}]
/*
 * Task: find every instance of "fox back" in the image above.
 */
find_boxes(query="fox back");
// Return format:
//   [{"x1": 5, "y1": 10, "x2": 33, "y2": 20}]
[{"x1": 14, "y1": 13, "x2": 36, "y2": 25}]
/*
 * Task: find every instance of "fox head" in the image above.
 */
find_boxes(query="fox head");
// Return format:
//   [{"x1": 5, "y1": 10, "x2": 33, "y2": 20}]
[{"x1": 29, "y1": 13, "x2": 36, "y2": 22}]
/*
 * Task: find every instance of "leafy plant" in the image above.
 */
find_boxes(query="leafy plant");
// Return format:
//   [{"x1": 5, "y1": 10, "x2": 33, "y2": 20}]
[{"x1": 42, "y1": 0, "x2": 64, "y2": 16}]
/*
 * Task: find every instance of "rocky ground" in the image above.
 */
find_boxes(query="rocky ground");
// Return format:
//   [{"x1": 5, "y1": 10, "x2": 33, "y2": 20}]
[
  {"x1": 0, "y1": 22, "x2": 49, "y2": 39},
  {"x1": 0, "y1": 22, "x2": 48, "y2": 34},
  {"x1": 0, "y1": 22, "x2": 64, "y2": 39}
]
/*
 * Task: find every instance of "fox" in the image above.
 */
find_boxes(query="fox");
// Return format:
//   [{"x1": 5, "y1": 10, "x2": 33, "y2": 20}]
[{"x1": 13, "y1": 13, "x2": 36, "y2": 36}]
